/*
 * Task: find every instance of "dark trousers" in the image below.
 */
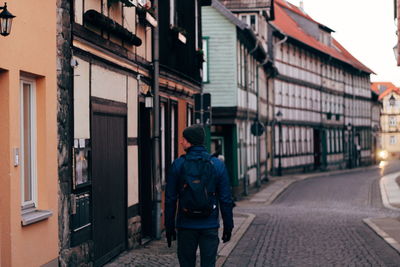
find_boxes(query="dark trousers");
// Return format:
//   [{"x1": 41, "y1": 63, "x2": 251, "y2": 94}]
[{"x1": 177, "y1": 228, "x2": 220, "y2": 267}]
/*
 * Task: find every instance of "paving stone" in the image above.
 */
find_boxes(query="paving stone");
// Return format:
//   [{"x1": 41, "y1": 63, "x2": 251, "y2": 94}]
[{"x1": 225, "y1": 168, "x2": 400, "y2": 267}]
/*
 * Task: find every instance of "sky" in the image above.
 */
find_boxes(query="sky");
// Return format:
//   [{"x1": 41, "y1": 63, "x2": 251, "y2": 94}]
[{"x1": 286, "y1": 0, "x2": 400, "y2": 86}]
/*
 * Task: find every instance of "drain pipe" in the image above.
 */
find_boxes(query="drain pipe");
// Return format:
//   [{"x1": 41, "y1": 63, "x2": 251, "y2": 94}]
[
  {"x1": 152, "y1": 0, "x2": 161, "y2": 240},
  {"x1": 271, "y1": 33, "x2": 287, "y2": 176}
]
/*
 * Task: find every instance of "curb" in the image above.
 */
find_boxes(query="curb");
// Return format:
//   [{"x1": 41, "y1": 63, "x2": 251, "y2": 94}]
[
  {"x1": 249, "y1": 165, "x2": 380, "y2": 205},
  {"x1": 363, "y1": 218, "x2": 400, "y2": 254},
  {"x1": 216, "y1": 212, "x2": 255, "y2": 267},
  {"x1": 380, "y1": 171, "x2": 400, "y2": 211}
]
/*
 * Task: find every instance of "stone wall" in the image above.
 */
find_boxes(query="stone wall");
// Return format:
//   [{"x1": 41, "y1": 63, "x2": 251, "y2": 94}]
[
  {"x1": 127, "y1": 216, "x2": 142, "y2": 249},
  {"x1": 59, "y1": 242, "x2": 94, "y2": 267},
  {"x1": 56, "y1": 0, "x2": 76, "y2": 265}
]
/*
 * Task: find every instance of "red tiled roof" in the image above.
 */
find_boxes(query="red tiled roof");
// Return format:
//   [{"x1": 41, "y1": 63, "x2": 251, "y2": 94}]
[
  {"x1": 272, "y1": 0, "x2": 374, "y2": 74},
  {"x1": 371, "y1": 82, "x2": 400, "y2": 100}
]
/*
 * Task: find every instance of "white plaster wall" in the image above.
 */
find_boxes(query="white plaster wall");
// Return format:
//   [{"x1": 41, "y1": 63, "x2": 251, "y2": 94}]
[
  {"x1": 123, "y1": 6, "x2": 136, "y2": 34},
  {"x1": 74, "y1": 0, "x2": 83, "y2": 25},
  {"x1": 73, "y1": 57, "x2": 90, "y2": 139},
  {"x1": 127, "y1": 77, "x2": 138, "y2": 138},
  {"x1": 91, "y1": 64, "x2": 127, "y2": 103}
]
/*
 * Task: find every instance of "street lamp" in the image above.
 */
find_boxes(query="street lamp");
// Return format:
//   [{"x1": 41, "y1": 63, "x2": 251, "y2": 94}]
[
  {"x1": 144, "y1": 90, "x2": 153, "y2": 108},
  {"x1": 0, "y1": 3, "x2": 15, "y2": 36},
  {"x1": 346, "y1": 123, "x2": 352, "y2": 168},
  {"x1": 276, "y1": 110, "x2": 283, "y2": 176}
]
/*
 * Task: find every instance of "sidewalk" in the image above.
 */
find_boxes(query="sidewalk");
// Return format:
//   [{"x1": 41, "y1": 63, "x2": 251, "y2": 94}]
[
  {"x1": 363, "y1": 171, "x2": 400, "y2": 254},
  {"x1": 106, "y1": 166, "x2": 400, "y2": 266},
  {"x1": 105, "y1": 212, "x2": 255, "y2": 267}
]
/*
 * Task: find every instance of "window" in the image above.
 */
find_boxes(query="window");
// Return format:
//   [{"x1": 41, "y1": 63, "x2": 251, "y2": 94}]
[
  {"x1": 187, "y1": 104, "x2": 193, "y2": 126},
  {"x1": 240, "y1": 14, "x2": 257, "y2": 32},
  {"x1": 195, "y1": 0, "x2": 198, "y2": 50},
  {"x1": 160, "y1": 102, "x2": 166, "y2": 184},
  {"x1": 169, "y1": 0, "x2": 177, "y2": 26},
  {"x1": 21, "y1": 78, "x2": 37, "y2": 207},
  {"x1": 170, "y1": 102, "x2": 178, "y2": 162},
  {"x1": 202, "y1": 38, "x2": 209, "y2": 83},
  {"x1": 390, "y1": 136, "x2": 397, "y2": 145},
  {"x1": 389, "y1": 116, "x2": 397, "y2": 127},
  {"x1": 327, "y1": 130, "x2": 330, "y2": 153},
  {"x1": 237, "y1": 40, "x2": 241, "y2": 86}
]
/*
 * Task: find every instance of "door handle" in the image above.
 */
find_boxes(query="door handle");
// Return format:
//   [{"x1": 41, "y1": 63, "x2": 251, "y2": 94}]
[{"x1": 106, "y1": 215, "x2": 116, "y2": 220}]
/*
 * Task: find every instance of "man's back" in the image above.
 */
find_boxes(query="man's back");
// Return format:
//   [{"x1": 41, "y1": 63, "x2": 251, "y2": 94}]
[
  {"x1": 164, "y1": 124, "x2": 234, "y2": 267},
  {"x1": 165, "y1": 146, "x2": 233, "y2": 230}
]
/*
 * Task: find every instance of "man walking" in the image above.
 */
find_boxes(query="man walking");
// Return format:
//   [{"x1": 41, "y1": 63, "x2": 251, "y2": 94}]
[{"x1": 165, "y1": 124, "x2": 234, "y2": 267}]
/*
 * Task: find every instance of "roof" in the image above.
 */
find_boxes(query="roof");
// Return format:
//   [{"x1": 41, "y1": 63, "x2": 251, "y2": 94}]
[
  {"x1": 221, "y1": 0, "x2": 273, "y2": 10},
  {"x1": 211, "y1": 0, "x2": 247, "y2": 30},
  {"x1": 210, "y1": 0, "x2": 267, "y2": 62},
  {"x1": 371, "y1": 82, "x2": 400, "y2": 100},
  {"x1": 271, "y1": 0, "x2": 374, "y2": 74}
]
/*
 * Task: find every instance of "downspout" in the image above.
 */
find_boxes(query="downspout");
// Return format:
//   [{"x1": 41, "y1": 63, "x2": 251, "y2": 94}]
[
  {"x1": 249, "y1": 37, "x2": 260, "y2": 189},
  {"x1": 152, "y1": 0, "x2": 161, "y2": 240},
  {"x1": 270, "y1": 32, "x2": 286, "y2": 175}
]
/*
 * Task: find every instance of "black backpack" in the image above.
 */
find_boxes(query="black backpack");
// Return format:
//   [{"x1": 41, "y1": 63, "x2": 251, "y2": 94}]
[{"x1": 179, "y1": 153, "x2": 216, "y2": 218}]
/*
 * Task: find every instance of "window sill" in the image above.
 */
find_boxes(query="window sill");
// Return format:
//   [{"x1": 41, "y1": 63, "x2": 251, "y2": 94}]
[{"x1": 21, "y1": 207, "x2": 53, "y2": 226}]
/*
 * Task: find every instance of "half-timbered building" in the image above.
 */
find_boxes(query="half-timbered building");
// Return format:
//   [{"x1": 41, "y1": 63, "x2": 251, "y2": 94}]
[
  {"x1": 58, "y1": 0, "x2": 205, "y2": 265},
  {"x1": 202, "y1": 0, "x2": 273, "y2": 197},
  {"x1": 269, "y1": 0, "x2": 374, "y2": 174},
  {"x1": 58, "y1": 0, "x2": 153, "y2": 265},
  {"x1": 374, "y1": 82, "x2": 400, "y2": 159}
]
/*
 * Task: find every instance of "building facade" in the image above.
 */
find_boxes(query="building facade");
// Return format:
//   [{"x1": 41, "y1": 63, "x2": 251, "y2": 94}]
[
  {"x1": 202, "y1": 0, "x2": 273, "y2": 197},
  {"x1": 58, "y1": 0, "x2": 150, "y2": 265},
  {"x1": 370, "y1": 84, "x2": 382, "y2": 163},
  {"x1": 57, "y1": 0, "x2": 205, "y2": 265},
  {"x1": 374, "y1": 82, "x2": 400, "y2": 158},
  {"x1": 0, "y1": 1, "x2": 59, "y2": 267},
  {"x1": 269, "y1": 0, "x2": 374, "y2": 174},
  {"x1": 152, "y1": 0, "x2": 205, "y2": 241}
]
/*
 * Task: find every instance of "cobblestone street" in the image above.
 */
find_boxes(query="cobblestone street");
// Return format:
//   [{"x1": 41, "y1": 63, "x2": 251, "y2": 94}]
[
  {"x1": 106, "y1": 164, "x2": 400, "y2": 267},
  {"x1": 225, "y1": 168, "x2": 400, "y2": 266}
]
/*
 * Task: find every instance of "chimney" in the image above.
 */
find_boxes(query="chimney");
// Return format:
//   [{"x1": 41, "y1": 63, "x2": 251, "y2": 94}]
[{"x1": 299, "y1": 0, "x2": 304, "y2": 11}]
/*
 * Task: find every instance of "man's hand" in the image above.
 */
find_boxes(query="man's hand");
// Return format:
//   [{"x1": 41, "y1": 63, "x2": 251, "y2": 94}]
[
  {"x1": 166, "y1": 228, "x2": 176, "y2": 247},
  {"x1": 222, "y1": 228, "x2": 232, "y2": 243}
]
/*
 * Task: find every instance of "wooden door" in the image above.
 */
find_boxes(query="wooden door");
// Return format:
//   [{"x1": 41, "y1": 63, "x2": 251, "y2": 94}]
[
  {"x1": 92, "y1": 109, "x2": 127, "y2": 266},
  {"x1": 313, "y1": 129, "x2": 321, "y2": 169}
]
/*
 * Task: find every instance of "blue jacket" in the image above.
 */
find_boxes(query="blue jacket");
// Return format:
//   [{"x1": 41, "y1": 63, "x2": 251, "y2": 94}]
[{"x1": 165, "y1": 146, "x2": 234, "y2": 230}]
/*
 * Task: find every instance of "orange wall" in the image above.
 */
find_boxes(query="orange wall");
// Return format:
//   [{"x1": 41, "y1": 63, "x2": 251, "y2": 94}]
[
  {"x1": 0, "y1": 70, "x2": 11, "y2": 267},
  {"x1": 178, "y1": 100, "x2": 188, "y2": 156},
  {"x1": 0, "y1": 1, "x2": 58, "y2": 266}
]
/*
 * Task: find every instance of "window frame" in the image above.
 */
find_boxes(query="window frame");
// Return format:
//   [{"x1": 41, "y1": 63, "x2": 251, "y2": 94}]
[
  {"x1": 202, "y1": 37, "x2": 210, "y2": 83},
  {"x1": 187, "y1": 104, "x2": 193, "y2": 126},
  {"x1": 20, "y1": 77, "x2": 38, "y2": 209},
  {"x1": 389, "y1": 116, "x2": 397, "y2": 127},
  {"x1": 169, "y1": 0, "x2": 177, "y2": 26},
  {"x1": 160, "y1": 100, "x2": 167, "y2": 185},
  {"x1": 170, "y1": 101, "x2": 178, "y2": 163}
]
